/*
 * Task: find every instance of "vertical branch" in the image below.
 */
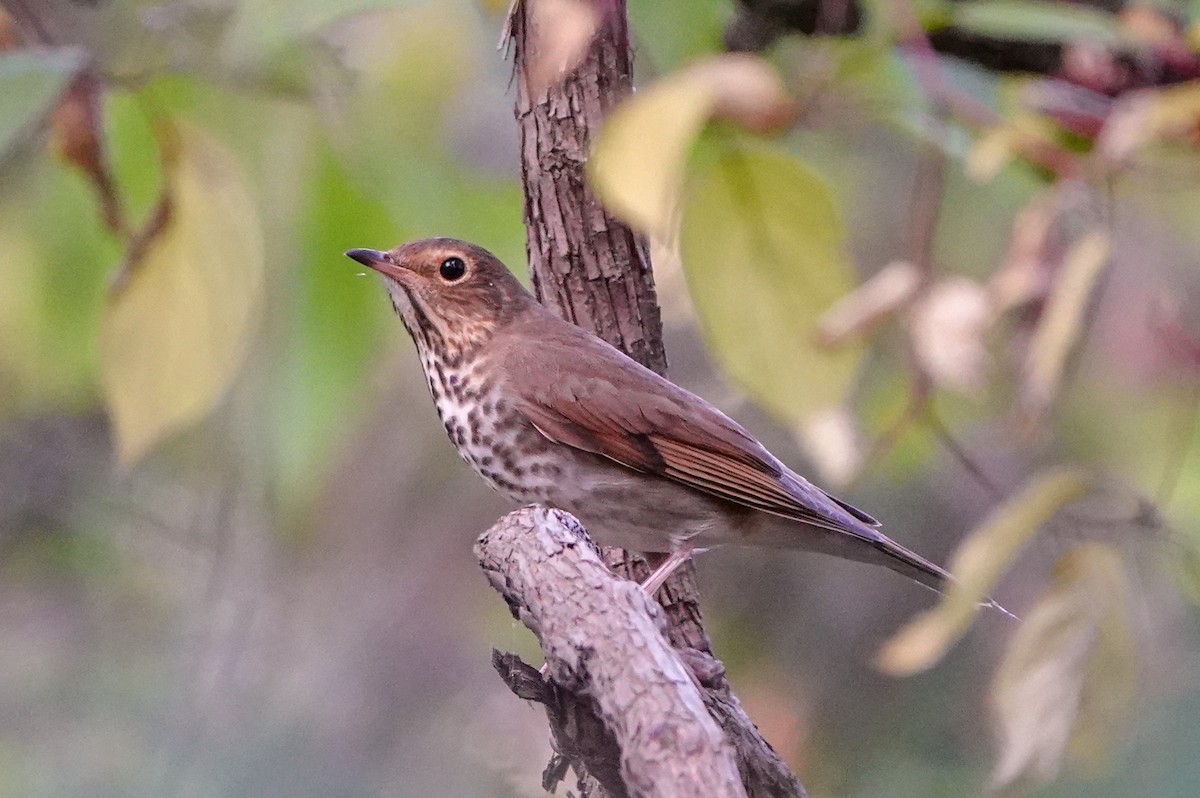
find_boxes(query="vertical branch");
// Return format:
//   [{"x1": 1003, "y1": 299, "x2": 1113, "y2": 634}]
[
  {"x1": 511, "y1": 0, "x2": 712, "y2": 654},
  {"x1": 507, "y1": 2, "x2": 807, "y2": 796},
  {"x1": 512, "y1": 1, "x2": 666, "y2": 375}
]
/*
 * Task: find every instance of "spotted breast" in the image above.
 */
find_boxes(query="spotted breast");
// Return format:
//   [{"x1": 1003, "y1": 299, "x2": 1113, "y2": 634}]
[{"x1": 419, "y1": 348, "x2": 562, "y2": 503}]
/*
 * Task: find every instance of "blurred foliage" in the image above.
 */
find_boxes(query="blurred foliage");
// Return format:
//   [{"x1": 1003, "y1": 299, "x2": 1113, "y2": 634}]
[
  {"x1": 878, "y1": 468, "x2": 1094, "y2": 676},
  {"x1": 989, "y1": 543, "x2": 1136, "y2": 792},
  {"x1": 3, "y1": 0, "x2": 1200, "y2": 797},
  {"x1": 679, "y1": 139, "x2": 864, "y2": 427},
  {"x1": 944, "y1": 1, "x2": 1131, "y2": 46},
  {"x1": 0, "y1": 48, "x2": 83, "y2": 157},
  {"x1": 101, "y1": 121, "x2": 265, "y2": 466}
]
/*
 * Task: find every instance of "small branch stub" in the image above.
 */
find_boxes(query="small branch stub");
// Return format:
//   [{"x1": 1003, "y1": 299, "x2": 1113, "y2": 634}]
[{"x1": 476, "y1": 506, "x2": 747, "y2": 798}]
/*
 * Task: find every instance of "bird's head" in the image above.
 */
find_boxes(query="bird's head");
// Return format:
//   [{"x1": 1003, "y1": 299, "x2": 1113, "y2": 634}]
[{"x1": 346, "y1": 238, "x2": 532, "y2": 362}]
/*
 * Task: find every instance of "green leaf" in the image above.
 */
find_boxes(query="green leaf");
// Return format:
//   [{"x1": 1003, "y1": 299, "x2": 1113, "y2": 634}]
[
  {"x1": 877, "y1": 468, "x2": 1093, "y2": 676},
  {"x1": 103, "y1": 89, "x2": 165, "y2": 231},
  {"x1": 0, "y1": 49, "x2": 84, "y2": 163},
  {"x1": 101, "y1": 121, "x2": 265, "y2": 466},
  {"x1": 950, "y1": 1, "x2": 1131, "y2": 46},
  {"x1": 679, "y1": 141, "x2": 862, "y2": 426},
  {"x1": 990, "y1": 544, "x2": 1136, "y2": 792}
]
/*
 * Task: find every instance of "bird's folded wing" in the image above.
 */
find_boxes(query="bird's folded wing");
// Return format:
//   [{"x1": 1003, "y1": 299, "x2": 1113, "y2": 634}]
[{"x1": 519, "y1": 373, "x2": 879, "y2": 539}]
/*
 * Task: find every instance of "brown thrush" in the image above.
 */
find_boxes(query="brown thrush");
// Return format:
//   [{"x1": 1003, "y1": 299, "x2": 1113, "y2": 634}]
[{"x1": 346, "y1": 238, "x2": 951, "y2": 595}]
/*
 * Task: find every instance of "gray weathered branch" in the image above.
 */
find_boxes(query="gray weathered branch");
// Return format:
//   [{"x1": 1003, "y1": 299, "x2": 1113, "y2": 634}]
[{"x1": 477, "y1": 507, "x2": 747, "y2": 798}]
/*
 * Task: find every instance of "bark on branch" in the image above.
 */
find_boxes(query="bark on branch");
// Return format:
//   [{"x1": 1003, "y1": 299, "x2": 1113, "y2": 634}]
[
  {"x1": 479, "y1": 510, "x2": 807, "y2": 798},
  {"x1": 477, "y1": 507, "x2": 746, "y2": 798}
]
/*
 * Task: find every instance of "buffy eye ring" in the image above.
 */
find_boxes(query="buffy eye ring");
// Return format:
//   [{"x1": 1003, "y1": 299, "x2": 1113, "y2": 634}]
[{"x1": 439, "y1": 257, "x2": 467, "y2": 282}]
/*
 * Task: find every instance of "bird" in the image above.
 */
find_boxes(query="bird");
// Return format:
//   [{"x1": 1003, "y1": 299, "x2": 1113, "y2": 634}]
[{"x1": 345, "y1": 238, "x2": 953, "y2": 596}]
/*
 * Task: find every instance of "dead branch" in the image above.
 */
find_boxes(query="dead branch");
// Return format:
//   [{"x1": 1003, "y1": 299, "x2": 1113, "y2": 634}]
[{"x1": 477, "y1": 507, "x2": 746, "y2": 798}]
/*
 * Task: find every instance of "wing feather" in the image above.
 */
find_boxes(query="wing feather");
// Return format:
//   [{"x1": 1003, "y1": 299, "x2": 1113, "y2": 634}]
[
  {"x1": 504, "y1": 329, "x2": 878, "y2": 540},
  {"x1": 652, "y1": 436, "x2": 855, "y2": 533}
]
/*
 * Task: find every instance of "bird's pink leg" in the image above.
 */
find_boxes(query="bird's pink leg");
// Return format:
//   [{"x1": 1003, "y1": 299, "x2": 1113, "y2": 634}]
[{"x1": 640, "y1": 547, "x2": 694, "y2": 597}]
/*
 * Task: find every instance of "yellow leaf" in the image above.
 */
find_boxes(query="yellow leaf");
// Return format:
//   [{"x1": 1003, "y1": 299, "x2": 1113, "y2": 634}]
[
  {"x1": 989, "y1": 544, "x2": 1136, "y2": 793},
  {"x1": 101, "y1": 121, "x2": 265, "y2": 466},
  {"x1": 589, "y1": 54, "x2": 794, "y2": 238},
  {"x1": 1021, "y1": 229, "x2": 1110, "y2": 419},
  {"x1": 679, "y1": 142, "x2": 863, "y2": 428},
  {"x1": 877, "y1": 468, "x2": 1093, "y2": 676}
]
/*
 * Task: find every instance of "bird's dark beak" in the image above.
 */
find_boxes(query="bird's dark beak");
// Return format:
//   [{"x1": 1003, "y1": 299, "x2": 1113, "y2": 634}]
[
  {"x1": 345, "y1": 248, "x2": 407, "y2": 282},
  {"x1": 345, "y1": 248, "x2": 386, "y2": 267}
]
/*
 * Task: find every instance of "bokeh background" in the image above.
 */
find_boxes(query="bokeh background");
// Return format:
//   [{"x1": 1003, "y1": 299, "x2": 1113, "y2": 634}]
[{"x1": 3, "y1": 1, "x2": 1200, "y2": 796}]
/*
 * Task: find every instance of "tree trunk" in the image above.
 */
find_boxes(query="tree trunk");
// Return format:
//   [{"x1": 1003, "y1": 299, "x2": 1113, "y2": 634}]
[{"x1": 511, "y1": 0, "x2": 716, "y2": 662}]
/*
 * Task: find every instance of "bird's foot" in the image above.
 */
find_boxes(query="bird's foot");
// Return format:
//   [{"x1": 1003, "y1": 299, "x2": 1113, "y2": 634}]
[{"x1": 639, "y1": 547, "x2": 694, "y2": 597}]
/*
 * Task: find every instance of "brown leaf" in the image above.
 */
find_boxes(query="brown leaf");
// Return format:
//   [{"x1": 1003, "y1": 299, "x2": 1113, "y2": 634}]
[
  {"x1": 0, "y1": 7, "x2": 22, "y2": 50},
  {"x1": 50, "y1": 72, "x2": 125, "y2": 236}
]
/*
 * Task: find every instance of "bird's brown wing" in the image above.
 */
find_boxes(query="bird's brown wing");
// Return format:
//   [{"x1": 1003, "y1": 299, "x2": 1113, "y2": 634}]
[{"x1": 509, "y1": 334, "x2": 880, "y2": 539}]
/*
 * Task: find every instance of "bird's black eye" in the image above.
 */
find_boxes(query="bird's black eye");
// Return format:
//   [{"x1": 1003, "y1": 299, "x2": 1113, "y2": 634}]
[{"x1": 439, "y1": 256, "x2": 467, "y2": 282}]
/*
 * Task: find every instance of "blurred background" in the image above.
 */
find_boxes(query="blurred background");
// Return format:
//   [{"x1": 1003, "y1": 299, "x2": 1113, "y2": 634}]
[{"x1": 3, "y1": 0, "x2": 1200, "y2": 796}]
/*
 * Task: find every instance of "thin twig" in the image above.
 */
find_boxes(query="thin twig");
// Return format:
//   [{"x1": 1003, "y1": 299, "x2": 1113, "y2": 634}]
[{"x1": 922, "y1": 402, "x2": 1005, "y2": 500}]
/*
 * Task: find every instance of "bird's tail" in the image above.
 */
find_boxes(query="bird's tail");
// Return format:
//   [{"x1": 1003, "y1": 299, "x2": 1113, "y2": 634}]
[
  {"x1": 747, "y1": 515, "x2": 1015, "y2": 616},
  {"x1": 866, "y1": 534, "x2": 952, "y2": 594},
  {"x1": 745, "y1": 512, "x2": 947, "y2": 590},
  {"x1": 843, "y1": 533, "x2": 1016, "y2": 617}
]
